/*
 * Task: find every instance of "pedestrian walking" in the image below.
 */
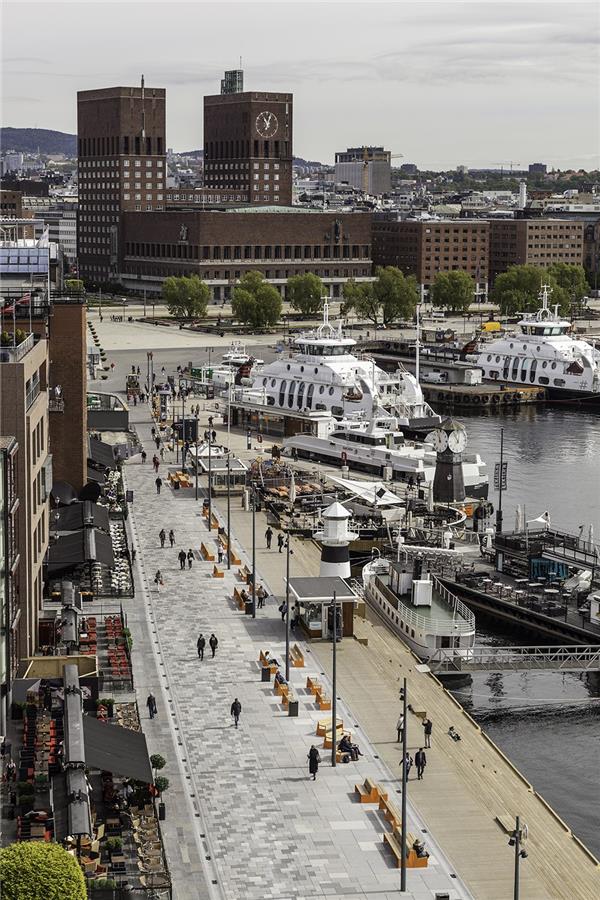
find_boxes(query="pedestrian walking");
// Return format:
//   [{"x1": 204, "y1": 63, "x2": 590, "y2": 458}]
[
  {"x1": 401, "y1": 751, "x2": 413, "y2": 781},
  {"x1": 151, "y1": 426, "x2": 156, "y2": 438},
  {"x1": 153, "y1": 456, "x2": 159, "y2": 473},
  {"x1": 415, "y1": 748, "x2": 427, "y2": 780},
  {"x1": 141, "y1": 450, "x2": 147, "y2": 464},
  {"x1": 423, "y1": 716, "x2": 432, "y2": 749},
  {"x1": 246, "y1": 429, "x2": 252, "y2": 450},
  {"x1": 187, "y1": 548, "x2": 194, "y2": 569},
  {"x1": 146, "y1": 693, "x2": 158, "y2": 720},
  {"x1": 155, "y1": 476, "x2": 163, "y2": 495},
  {"x1": 209, "y1": 634, "x2": 218, "y2": 658},
  {"x1": 133, "y1": 395, "x2": 137, "y2": 406},
  {"x1": 396, "y1": 714, "x2": 404, "y2": 743},
  {"x1": 308, "y1": 745, "x2": 321, "y2": 781},
  {"x1": 197, "y1": 634, "x2": 205, "y2": 660},
  {"x1": 265, "y1": 527, "x2": 273, "y2": 550},
  {"x1": 279, "y1": 601, "x2": 288, "y2": 622},
  {"x1": 277, "y1": 533, "x2": 285, "y2": 553},
  {"x1": 178, "y1": 549, "x2": 187, "y2": 570},
  {"x1": 159, "y1": 446, "x2": 165, "y2": 461},
  {"x1": 231, "y1": 698, "x2": 242, "y2": 728},
  {"x1": 217, "y1": 545, "x2": 224, "y2": 565},
  {"x1": 154, "y1": 570, "x2": 163, "y2": 586},
  {"x1": 256, "y1": 585, "x2": 266, "y2": 609},
  {"x1": 169, "y1": 529, "x2": 175, "y2": 547},
  {"x1": 155, "y1": 436, "x2": 161, "y2": 450},
  {"x1": 159, "y1": 528, "x2": 166, "y2": 548},
  {"x1": 211, "y1": 429, "x2": 217, "y2": 443}
]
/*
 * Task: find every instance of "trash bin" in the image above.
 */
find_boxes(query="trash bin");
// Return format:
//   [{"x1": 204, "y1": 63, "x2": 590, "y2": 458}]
[
  {"x1": 287, "y1": 700, "x2": 299, "y2": 717},
  {"x1": 158, "y1": 802, "x2": 166, "y2": 821},
  {"x1": 245, "y1": 600, "x2": 253, "y2": 616},
  {"x1": 173, "y1": 481, "x2": 180, "y2": 491},
  {"x1": 261, "y1": 666, "x2": 271, "y2": 682}
]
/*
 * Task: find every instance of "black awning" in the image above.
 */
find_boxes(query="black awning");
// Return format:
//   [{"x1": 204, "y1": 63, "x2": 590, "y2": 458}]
[
  {"x1": 47, "y1": 528, "x2": 114, "y2": 576},
  {"x1": 50, "y1": 501, "x2": 110, "y2": 534},
  {"x1": 82, "y1": 716, "x2": 152, "y2": 783},
  {"x1": 88, "y1": 436, "x2": 117, "y2": 470},
  {"x1": 52, "y1": 769, "x2": 92, "y2": 840}
]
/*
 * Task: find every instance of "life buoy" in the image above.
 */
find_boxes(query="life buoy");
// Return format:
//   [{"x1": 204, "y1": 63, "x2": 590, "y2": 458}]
[
  {"x1": 491, "y1": 395, "x2": 499, "y2": 405},
  {"x1": 481, "y1": 396, "x2": 490, "y2": 405},
  {"x1": 472, "y1": 396, "x2": 480, "y2": 405}
]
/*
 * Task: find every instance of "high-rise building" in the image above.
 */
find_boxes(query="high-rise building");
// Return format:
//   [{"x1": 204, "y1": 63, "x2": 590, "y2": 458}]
[
  {"x1": 204, "y1": 76, "x2": 293, "y2": 206},
  {"x1": 221, "y1": 69, "x2": 244, "y2": 94},
  {"x1": 529, "y1": 163, "x2": 547, "y2": 175},
  {"x1": 335, "y1": 147, "x2": 392, "y2": 195},
  {"x1": 0, "y1": 436, "x2": 19, "y2": 732},
  {"x1": 77, "y1": 81, "x2": 166, "y2": 283}
]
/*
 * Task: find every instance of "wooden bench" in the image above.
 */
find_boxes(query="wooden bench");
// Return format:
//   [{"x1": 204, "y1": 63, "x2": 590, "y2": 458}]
[
  {"x1": 229, "y1": 549, "x2": 241, "y2": 566},
  {"x1": 234, "y1": 587, "x2": 246, "y2": 610},
  {"x1": 379, "y1": 794, "x2": 401, "y2": 831},
  {"x1": 355, "y1": 777, "x2": 388, "y2": 804},
  {"x1": 238, "y1": 564, "x2": 252, "y2": 584},
  {"x1": 306, "y1": 675, "x2": 321, "y2": 694},
  {"x1": 209, "y1": 513, "x2": 219, "y2": 531},
  {"x1": 323, "y1": 729, "x2": 351, "y2": 750},
  {"x1": 213, "y1": 564, "x2": 224, "y2": 578},
  {"x1": 281, "y1": 687, "x2": 296, "y2": 709},
  {"x1": 258, "y1": 649, "x2": 278, "y2": 673},
  {"x1": 200, "y1": 542, "x2": 215, "y2": 562},
  {"x1": 383, "y1": 829, "x2": 429, "y2": 869},
  {"x1": 289, "y1": 644, "x2": 304, "y2": 668},
  {"x1": 315, "y1": 688, "x2": 331, "y2": 711},
  {"x1": 273, "y1": 678, "x2": 288, "y2": 696},
  {"x1": 316, "y1": 717, "x2": 342, "y2": 738}
]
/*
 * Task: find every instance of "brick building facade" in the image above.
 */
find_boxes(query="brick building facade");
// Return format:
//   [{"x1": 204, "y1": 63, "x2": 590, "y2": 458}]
[{"x1": 489, "y1": 219, "x2": 584, "y2": 281}]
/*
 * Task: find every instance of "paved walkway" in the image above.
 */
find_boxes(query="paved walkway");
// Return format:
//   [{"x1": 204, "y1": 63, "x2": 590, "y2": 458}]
[{"x1": 124, "y1": 403, "x2": 468, "y2": 900}]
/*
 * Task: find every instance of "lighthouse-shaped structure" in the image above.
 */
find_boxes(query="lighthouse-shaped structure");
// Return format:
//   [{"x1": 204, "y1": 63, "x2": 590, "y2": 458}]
[{"x1": 314, "y1": 501, "x2": 358, "y2": 579}]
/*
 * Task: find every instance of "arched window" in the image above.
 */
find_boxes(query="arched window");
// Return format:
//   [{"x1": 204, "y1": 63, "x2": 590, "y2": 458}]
[
  {"x1": 297, "y1": 382, "x2": 305, "y2": 408},
  {"x1": 287, "y1": 381, "x2": 295, "y2": 408},
  {"x1": 279, "y1": 380, "x2": 287, "y2": 406},
  {"x1": 306, "y1": 384, "x2": 314, "y2": 409}
]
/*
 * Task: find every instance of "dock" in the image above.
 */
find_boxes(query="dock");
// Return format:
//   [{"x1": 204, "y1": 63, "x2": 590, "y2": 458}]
[{"x1": 420, "y1": 382, "x2": 544, "y2": 409}]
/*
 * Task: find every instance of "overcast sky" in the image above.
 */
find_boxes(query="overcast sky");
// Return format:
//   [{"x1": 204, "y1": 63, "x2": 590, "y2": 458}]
[{"x1": 2, "y1": 0, "x2": 599, "y2": 169}]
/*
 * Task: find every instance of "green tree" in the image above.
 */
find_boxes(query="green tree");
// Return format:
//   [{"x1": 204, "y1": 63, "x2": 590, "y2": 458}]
[
  {"x1": 232, "y1": 271, "x2": 282, "y2": 328},
  {"x1": 431, "y1": 270, "x2": 475, "y2": 313},
  {"x1": 65, "y1": 278, "x2": 85, "y2": 294},
  {"x1": 287, "y1": 273, "x2": 324, "y2": 317},
  {"x1": 341, "y1": 279, "x2": 379, "y2": 325},
  {"x1": 162, "y1": 275, "x2": 209, "y2": 319},
  {"x1": 547, "y1": 263, "x2": 588, "y2": 303},
  {"x1": 490, "y1": 265, "x2": 569, "y2": 315},
  {"x1": 0, "y1": 842, "x2": 86, "y2": 900},
  {"x1": 373, "y1": 266, "x2": 419, "y2": 325}
]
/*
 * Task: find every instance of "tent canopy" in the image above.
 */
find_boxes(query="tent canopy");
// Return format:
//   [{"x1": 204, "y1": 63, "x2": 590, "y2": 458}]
[
  {"x1": 82, "y1": 716, "x2": 152, "y2": 783},
  {"x1": 325, "y1": 474, "x2": 403, "y2": 508}
]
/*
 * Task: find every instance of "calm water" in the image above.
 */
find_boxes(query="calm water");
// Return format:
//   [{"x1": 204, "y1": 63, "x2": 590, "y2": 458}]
[{"x1": 452, "y1": 407, "x2": 600, "y2": 854}]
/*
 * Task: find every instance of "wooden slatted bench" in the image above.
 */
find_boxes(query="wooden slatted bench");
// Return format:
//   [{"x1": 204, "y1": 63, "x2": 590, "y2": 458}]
[
  {"x1": 306, "y1": 675, "x2": 321, "y2": 694},
  {"x1": 316, "y1": 717, "x2": 343, "y2": 737},
  {"x1": 289, "y1": 644, "x2": 304, "y2": 668},
  {"x1": 229, "y1": 549, "x2": 241, "y2": 566},
  {"x1": 200, "y1": 542, "x2": 215, "y2": 562},
  {"x1": 238, "y1": 564, "x2": 252, "y2": 584},
  {"x1": 213, "y1": 564, "x2": 224, "y2": 578},
  {"x1": 209, "y1": 513, "x2": 219, "y2": 530},
  {"x1": 355, "y1": 777, "x2": 387, "y2": 804},
  {"x1": 315, "y1": 688, "x2": 331, "y2": 711},
  {"x1": 383, "y1": 829, "x2": 429, "y2": 869},
  {"x1": 323, "y1": 729, "x2": 351, "y2": 750},
  {"x1": 234, "y1": 587, "x2": 246, "y2": 610},
  {"x1": 259, "y1": 650, "x2": 278, "y2": 673},
  {"x1": 281, "y1": 688, "x2": 295, "y2": 709},
  {"x1": 274, "y1": 678, "x2": 288, "y2": 696},
  {"x1": 379, "y1": 794, "x2": 401, "y2": 831}
]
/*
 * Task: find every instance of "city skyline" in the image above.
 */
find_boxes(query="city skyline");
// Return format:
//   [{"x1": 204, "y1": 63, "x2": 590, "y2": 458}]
[{"x1": 2, "y1": 0, "x2": 599, "y2": 170}]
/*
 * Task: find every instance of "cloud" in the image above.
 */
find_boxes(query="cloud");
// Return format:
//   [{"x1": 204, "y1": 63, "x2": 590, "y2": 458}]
[{"x1": 2, "y1": 96, "x2": 41, "y2": 104}]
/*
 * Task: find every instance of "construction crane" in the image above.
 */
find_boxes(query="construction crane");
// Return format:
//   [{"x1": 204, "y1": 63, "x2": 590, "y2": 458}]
[
  {"x1": 362, "y1": 147, "x2": 404, "y2": 193},
  {"x1": 494, "y1": 161, "x2": 521, "y2": 178}
]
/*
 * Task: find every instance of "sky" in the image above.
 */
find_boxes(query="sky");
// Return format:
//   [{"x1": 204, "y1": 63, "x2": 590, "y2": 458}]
[{"x1": 2, "y1": 0, "x2": 599, "y2": 170}]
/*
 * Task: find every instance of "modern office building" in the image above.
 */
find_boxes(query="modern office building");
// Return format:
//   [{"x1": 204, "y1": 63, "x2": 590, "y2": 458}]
[
  {"x1": 119, "y1": 207, "x2": 372, "y2": 299},
  {"x1": 204, "y1": 74, "x2": 293, "y2": 206},
  {"x1": 0, "y1": 436, "x2": 19, "y2": 731},
  {"x1": 0, "y1": 189, "x2": 23, "y2": 218},
  {"x1": 335, "y1": 147, "x2": 392, "y2": 195},
  {"x1": 0, "y1": 332, "x2": 50, "y2": 659},
  {"x1": 488, "y1": 219, "x2": 584, "y2": 281},
  {"x1": 77, "y1": 82, "x2": 167, "y2": 282},
  {"x1": 372, "y1": 217, "x2": 489, "y2": 287},
  {"x1": 221, "y1": 69, "x2": 244, "y2": 94}
]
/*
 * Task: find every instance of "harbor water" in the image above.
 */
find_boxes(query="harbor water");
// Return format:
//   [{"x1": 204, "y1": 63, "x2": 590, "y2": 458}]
[{"x1": 452, "y1": 407, "x2": 600, "y2": 854}]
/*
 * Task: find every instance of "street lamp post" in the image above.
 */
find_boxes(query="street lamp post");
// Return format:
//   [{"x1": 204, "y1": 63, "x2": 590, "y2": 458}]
[
  {"x1": 509, "y1": 816, "x2": 528, "y2": 900},
  {"x1": 330, "y1": 591, "x2": 338, "y2": 767},
  {"x1": 207, "y1": 427, "x2": 212, "y2": 531},
  {"x1": 400, "y1": 677, "x2": 408, "y2": 892},
  {"x1": 285, "y1": 527, "x2": 291, "y2": 681},
  {"x1": 496, "y1": 426, "x2": 505, "y2": 534},
  {"x1": 251, "y1": 482, "x2": 256, "y2": 618},
  {"x1": 226, "y1": 453, "x2": 232, "y2": 570},
  {"x1": 194, "y1": 410, "x2": 199, "y2": 502}
]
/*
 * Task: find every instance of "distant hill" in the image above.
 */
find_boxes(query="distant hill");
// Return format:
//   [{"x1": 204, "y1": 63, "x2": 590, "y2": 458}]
[
  {"x1": 180, "y1": 149, "x2": 325, "y2": 168},
  {"x1": 1, "y1": 127, "x2": 77, "y2": 156}
]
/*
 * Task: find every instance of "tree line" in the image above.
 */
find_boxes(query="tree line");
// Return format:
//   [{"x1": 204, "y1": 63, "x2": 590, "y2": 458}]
[{"x1": 160, "y1": 262, "x2": 590, "y2": 327}]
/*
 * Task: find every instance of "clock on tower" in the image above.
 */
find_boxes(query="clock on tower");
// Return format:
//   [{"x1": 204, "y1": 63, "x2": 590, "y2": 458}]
[{"x1": 427, "y1": 420, "x2": 467, "y2": 504}]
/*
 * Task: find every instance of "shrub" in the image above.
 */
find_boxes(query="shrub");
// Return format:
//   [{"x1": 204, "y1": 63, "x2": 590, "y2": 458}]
[
  {"x1": 154, "y1": 776, "x2": 169, "y2": 796},
  {"x1": 104, "y1": 837, "x2": 122, "y2": 853},
  {"x1": 150, "y1": 754, "x2": 166, "y2": 772},
  {"x1": 0, "y1": 842, "x2": 87, "y2": 899}
]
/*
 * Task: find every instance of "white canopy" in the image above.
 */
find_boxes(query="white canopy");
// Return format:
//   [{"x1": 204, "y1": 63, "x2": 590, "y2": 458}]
[{"x1": 326, "y1": 474, "x2": 403, "y2": 508}]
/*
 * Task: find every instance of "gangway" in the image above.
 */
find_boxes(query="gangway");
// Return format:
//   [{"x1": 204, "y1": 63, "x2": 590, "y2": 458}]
[{"x1": 427, "y1": 644, "x2": 600, "y2": 675}]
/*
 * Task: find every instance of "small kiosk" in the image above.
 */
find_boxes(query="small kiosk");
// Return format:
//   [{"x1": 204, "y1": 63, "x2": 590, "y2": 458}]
[{"x1": 286, "y1": 576, "x2": 358, "y2": 640}]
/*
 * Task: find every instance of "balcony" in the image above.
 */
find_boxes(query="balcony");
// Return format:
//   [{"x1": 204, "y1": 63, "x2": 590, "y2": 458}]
[
  {"x1": 0, "y1": 332, "x2": 35, "y2": 363},
  {"x1": 49, "y1": 397, "x2": 65, "y2": 413}
]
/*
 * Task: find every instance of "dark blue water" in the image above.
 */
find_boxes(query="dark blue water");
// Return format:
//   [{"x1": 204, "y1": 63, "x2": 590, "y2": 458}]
[{"x1": 451, "y1": 408, "x2": 600, "y2": 855}]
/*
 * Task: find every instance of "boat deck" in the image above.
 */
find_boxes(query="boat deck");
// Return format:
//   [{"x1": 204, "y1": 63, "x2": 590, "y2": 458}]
[{"x1": 376, "y1": 571, "x2": 467, "y2": 627}]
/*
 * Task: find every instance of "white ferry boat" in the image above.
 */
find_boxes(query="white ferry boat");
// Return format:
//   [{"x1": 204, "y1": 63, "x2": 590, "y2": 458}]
[
  {"x1": 362, "y1": 554, "x2": 476, "y2": 660},
  {"x1": 222, "y1": 340, "x2": 264, "y2": 368},
  {"x1": 282, "y1": 413, "x2": 489, "y2": 498},
  {"x1": 249, "y1": 301, "x2": 443, "y2": 437},
  {"x1": 472, "y1": 285, "x2": 600, "y2": 402}
]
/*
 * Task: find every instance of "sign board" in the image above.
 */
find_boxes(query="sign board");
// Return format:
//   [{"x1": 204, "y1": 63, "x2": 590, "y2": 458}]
[
  {"x1": 125, "y1": 490, "x2": 134, "y2": 503},
  {"x1": 493, "y1": 462, "x2": 508, "y2": 491}
]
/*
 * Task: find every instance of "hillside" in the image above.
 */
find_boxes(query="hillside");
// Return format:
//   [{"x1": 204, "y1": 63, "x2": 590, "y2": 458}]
[{"x1": 1, "y1": 127, "x2": 77, "y2": 156}]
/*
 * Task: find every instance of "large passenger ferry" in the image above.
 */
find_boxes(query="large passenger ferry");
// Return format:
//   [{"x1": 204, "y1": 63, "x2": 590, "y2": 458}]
[{"x1": 472, "y1": 285, "x2": 600, "y2": 402}]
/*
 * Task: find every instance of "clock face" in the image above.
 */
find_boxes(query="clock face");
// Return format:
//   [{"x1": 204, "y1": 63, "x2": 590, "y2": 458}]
[
  {"x1": 448, "y1": 430, "x2": 467, "y2": 453},
  {"x1": 255, "y1": 110, "x2": 279, "y2": 138},
  {"x1": 431, "y1": 429, "x2": 449, "y2": 453}
]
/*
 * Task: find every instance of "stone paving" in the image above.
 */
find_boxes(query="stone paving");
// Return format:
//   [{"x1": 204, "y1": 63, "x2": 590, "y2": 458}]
[{"x1": 123, "y1": 404, "x2": 469, "y2": 900}]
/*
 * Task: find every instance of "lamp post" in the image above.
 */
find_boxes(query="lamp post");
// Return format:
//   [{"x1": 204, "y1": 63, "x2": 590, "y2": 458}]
[
  {"x1": 194, "y1": 409, "x2": 199, "y2": 502},
  {"x1": 226, "y1": 453, "x2": 232, "y2": 570},
  {"x1": 285, "y1": 528, "x2": 291, "y2": 681},
  {"x1": 496, "y1": 426, "x2": 505, "y2": 534},
  {"x1": 509, "y1": 816, "x2": 528, "y2": 900},
  {"x1": 207, "y1": 427, "x2": 212, "y2": 531},
  {"x1": 330, "y1": 591, "x2": 338, "y2": 767},
  {"x1": 251, "y1": 482, "x2": 256, "y2": 618},
  {"x1": 400, "y1": 677, "x2": 408, "y2": 892}
]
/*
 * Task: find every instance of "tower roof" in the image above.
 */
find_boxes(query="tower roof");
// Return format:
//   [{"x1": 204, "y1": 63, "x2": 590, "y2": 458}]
[{"x1": 323, "y1": 501, "x2": 351, "y2": 519}]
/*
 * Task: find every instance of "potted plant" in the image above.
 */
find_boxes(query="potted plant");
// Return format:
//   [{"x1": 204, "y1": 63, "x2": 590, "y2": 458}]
[
  {"x1": 104, "y1": 837, "x2": 122, "y2": 857},
  {"x1": 150, "y1": 754, "x2": 166, "y2": 777},
  {"x1": 95, "y1": 697, "x2": 115, "y2": 718},
  {"x1": 34, "y1": 773, "x2": 49, "y2": 792}
]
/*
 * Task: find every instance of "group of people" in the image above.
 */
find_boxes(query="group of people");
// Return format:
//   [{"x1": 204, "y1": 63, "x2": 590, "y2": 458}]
[
  {"x1": 196, "y1": 633, "x2": 219, "y2": 660},
  {"x1": 396, "y1": 715, "x2": 433, "y2": 781},
  {"x1": 264, "y1": 527, "x2": 287, "y2": 553}
]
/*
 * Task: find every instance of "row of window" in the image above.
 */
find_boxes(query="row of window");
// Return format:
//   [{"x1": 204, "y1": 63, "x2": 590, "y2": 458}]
[
  {"x1": 78, "y1": 135, "x2": 163, "y2": 157},
  {"x1": 121, "y1": 265, "x2": 369, "y2": 281},
  {"x1": 80, "y1": 158, "x2": 164, "y2": 168},
  {"x1": 124, "y1": 242, "x2": 370, "y2": 260},
  {"x1": 204, "y1": 139, "x2": 289, "y2": 160}
]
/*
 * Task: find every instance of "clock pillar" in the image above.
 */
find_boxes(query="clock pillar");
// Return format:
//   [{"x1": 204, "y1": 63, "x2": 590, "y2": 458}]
[{"x1": 432, "y1": 448, "x2": 466, "y2": 503}]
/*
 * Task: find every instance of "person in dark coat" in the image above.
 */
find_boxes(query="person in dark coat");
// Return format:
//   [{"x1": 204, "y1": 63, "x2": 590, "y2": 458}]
[
  {"x1": 146, "y1": 693, "x2": 158, "y2": 719},
  {"x1": 308, "y1": 745, "x2": 321, "y2": 780},
  {"x1": 422, "y1": 716, "x2": 432, "y2": 749},
  {"x1": 415, "y1": 748, "x2": 427, "y2": 780},
  {"x1": 209, "y1": 634, "x2": 218, "y2": 658},
  {"x1": 197, "y1": 634, "x2": 205, "y2": 660},
  {"x1": 401, "y1": 751, "x2": 413, "y2": 781},
  {"x1": 231, "y1": 698, "x2": 241, "y2": 728},
  {"x1": 265, "y1": 527, "x2": 273, "y2": 550},
  {"x1": 141, "y1": 450, "x2": 147, "y2": 464},
  {"x1": 155, "y1": 436, "x2": 161, "y2": 450},
  {"x1": 155, "y1": 476, "x2": 162, "y2": 494},
  {"x1": 178, "y1": 549, "x2": 187, "y2": 570},
  {"x1": 277, "y1": 533, "x2": 285, "y2": 553},
  {"x1": 169, "y1": 529, "x2": 175, "y2": 547},
  {"x1": 187, "y1": 549, "x2": 194, "y2": 569},
  {"x1": 159, "y1": 529, "x2": 166, "y2": 548}
]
